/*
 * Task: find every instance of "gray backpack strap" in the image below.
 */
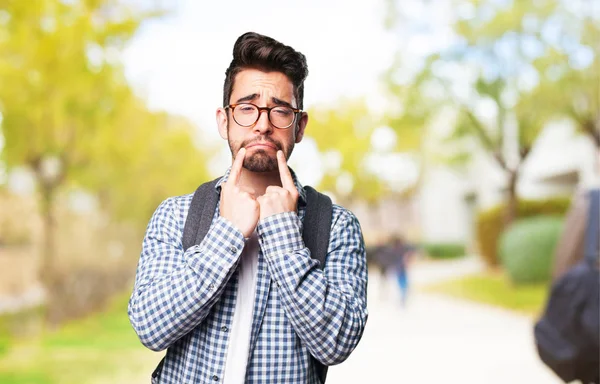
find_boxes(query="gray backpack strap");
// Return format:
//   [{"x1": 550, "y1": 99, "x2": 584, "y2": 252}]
[
  {"x1": 302, "y1": 186, "x2": 333, "y2": 383},
  {"x1": 302, "y1": 186, "x2": 333, "y2": 270},
  {"x1": 182, "y1": 177, "x2": 221, "y2": 250},
  {"x1": 584, "y1": 189, "x2": 599, "y2": 266}
]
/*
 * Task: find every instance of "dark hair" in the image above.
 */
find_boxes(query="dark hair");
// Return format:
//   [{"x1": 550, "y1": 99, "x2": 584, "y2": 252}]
[{"x1": 223, "y1": 32, "x2": 308, "y2": 109}]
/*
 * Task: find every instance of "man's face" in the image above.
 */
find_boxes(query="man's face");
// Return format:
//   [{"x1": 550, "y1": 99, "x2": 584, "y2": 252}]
[{"x1": 216, "y1": 68, "x2": 308, "y2": 173}]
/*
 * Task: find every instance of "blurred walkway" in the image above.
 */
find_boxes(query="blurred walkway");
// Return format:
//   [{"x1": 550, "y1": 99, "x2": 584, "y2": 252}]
[
  {"x1": 326, "y1": 257, "x2": 562, "y2": 384},
  {"x1": 120, "y1": 256, "x2": 562, "y2": 384}
]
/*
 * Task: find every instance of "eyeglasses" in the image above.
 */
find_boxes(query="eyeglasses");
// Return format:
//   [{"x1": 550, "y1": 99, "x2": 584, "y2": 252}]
[{"x1": 225, "y1": 103, "x2": 302, "y2": 129}]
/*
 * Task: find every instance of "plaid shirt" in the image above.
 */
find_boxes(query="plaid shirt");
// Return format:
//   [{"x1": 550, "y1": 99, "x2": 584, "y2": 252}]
[{"x1": 128, "y1": 169, "x2": 369, "y2": 383}]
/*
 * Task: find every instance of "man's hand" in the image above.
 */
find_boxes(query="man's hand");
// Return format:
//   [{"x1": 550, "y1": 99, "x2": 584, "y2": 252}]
[
  {"x1": 219, "y1": 148, "x2": 260, "y2": 238},
  {"x1": 257, "y1": 151, "x2": 299, "y2": 220}
]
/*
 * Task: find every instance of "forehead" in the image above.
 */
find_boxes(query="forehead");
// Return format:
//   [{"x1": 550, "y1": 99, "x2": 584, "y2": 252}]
[{"x1": 231, "y1": 68, "x2": 295, "y2": 102}]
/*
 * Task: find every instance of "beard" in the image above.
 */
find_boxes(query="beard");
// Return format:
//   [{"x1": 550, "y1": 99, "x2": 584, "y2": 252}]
[
  {"x1": 227, "y1": 123, "x2": 295, "y2": 173},
  {"x1": 229, "y1": 138, "x2": 294, "y2": 172},
  {"x1": 243, "y1": 148, "x2": 278, "y2": 172}
]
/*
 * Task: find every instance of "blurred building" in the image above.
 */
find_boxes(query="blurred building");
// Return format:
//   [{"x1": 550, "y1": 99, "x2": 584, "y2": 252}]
[{"x1": 416, "y1": 122, "x2": 598, "y2": 253}]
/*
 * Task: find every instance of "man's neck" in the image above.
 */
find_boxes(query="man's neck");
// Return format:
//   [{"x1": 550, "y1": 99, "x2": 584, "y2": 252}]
[{"x1": 237, "y1": 169, "x2": 282, "y2": 197}]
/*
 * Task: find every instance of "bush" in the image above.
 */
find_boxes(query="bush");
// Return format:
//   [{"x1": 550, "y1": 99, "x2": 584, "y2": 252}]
[
  {"x1": 420, "y1": 243, "x2": 466, "y2": 259},
  {"x1": 499, "y1": 216, "x2": 563, "y2": 285},
  {"x1": 475, "y1": 197, "x2": 571, "y2": 266}
]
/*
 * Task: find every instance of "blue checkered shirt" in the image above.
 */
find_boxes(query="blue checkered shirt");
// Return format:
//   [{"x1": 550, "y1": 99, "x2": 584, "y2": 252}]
[{"x1": 128, "y1": 169, "x2": 369, "y2": 383}]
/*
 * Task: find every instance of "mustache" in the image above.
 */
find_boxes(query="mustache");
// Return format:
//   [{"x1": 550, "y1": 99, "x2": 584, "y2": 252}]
[{"x1": 242, "y1": 137, "x2": 282, "y2": 150}]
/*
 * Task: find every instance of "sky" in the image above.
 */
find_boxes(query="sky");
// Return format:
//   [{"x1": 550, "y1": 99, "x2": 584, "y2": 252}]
[
  {"x1": 123, "y1": 0, "x2": 396, "y2": 130},
  {"x1": 121, "y1": 0, "x2": 400, "y2": 187}
]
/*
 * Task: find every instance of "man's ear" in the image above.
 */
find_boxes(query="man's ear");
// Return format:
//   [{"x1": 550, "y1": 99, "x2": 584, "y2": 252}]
[
  {"x1": 294, "y1": 112, "x2": 308, "y2": 143},
  {"x1": 216, "y1": 108, "x2": 228, "y2": 140}
]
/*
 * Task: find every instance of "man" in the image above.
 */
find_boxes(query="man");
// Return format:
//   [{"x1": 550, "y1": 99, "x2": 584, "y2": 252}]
[{"x1": 128, "y1": 32, "x2": 369, "y2": 383}]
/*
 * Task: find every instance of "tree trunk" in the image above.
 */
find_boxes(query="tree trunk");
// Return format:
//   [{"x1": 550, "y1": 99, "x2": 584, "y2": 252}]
[
  {"x1": 38, "y1": 181, "x2": 56, "y2": 289},
  {"x1": 31, "y1": 159, "x2": 65, "y2": 327},
  {"x1": 583, "y1": 118, "x2": 600, "y2": 149},
  {"x1": 504, "y1": 169, "x2": 519, "y2": 228}
]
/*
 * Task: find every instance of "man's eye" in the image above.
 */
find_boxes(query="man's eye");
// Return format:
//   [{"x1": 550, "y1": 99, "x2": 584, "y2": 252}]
[
  {"x1": 239, "y1": 105, "x2": 256, "y2": 113},
  {"x1": 272, "y1": 107, "x2": 292, "y2": 116}
]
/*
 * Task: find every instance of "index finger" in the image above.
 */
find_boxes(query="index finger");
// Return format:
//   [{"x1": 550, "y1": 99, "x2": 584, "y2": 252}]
[
  {"x1": 228, "y1": 147, "x2": 246, "y2": 185},
  {"x1": 277, "y1": 151, "x2": 295, "y2": 192}
]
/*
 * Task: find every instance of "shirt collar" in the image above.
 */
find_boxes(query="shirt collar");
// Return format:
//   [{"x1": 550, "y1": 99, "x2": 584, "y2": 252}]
[{"x1": 215, "y1": 166, "x2": 308, "y2": 207}]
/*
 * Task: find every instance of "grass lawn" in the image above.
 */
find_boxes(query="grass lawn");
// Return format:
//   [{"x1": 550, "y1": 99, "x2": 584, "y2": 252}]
[
  {"x1": 0, "y1": 292, "x2": 163, "y2": 384},
  {"x1": 421, "y1": 270, "x2": 551, "y2": 317}
]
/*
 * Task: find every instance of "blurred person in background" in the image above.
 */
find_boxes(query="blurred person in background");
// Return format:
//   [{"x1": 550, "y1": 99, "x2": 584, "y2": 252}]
[
  {"x1": 127, "y1": 32, "x2": 368, "y2": 384},
  {"x1": 552, "y1": 150, "x2": 600, "y2": 281},
  {"x1": 388, "y1": 235, "x2": 418, "y2": 307},
  {"x1": 552, "y1": 188, "x2": 596, "y2": 281},
  {"x1": 536, "y1": 150, "x2": 599, "y2": 384},
  {"x1": 368, "y1": 237, "x2": 397, "y2": 300}
]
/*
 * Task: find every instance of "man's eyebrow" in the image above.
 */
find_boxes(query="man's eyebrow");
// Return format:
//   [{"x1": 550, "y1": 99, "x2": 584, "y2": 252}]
[
  {"x1": 271, "y1": 97, "x2": 296, "y2": 109},
  {"x1": 234, "y1": 94, "x2": 297, "y2": 109},
  {"x1": 235, "y1": 94, "x2": 259, "y2": 103}
]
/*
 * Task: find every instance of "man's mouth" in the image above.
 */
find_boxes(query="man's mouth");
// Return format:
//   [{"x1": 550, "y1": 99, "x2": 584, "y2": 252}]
[{"x1": 245, "y1": 142, "x2": 278, "y2": 150}]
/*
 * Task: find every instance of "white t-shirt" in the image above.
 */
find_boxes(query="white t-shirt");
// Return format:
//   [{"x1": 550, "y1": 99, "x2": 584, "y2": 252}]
[{"x1": 222, "y1": 231, "x2": 259, "y2": 384}]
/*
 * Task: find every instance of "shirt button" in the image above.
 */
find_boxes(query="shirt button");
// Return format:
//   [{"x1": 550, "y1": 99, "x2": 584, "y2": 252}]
[
  {"x1": 230, "y1": 246, "x2": 238, "y2": 254},
  {"x1": 208, "y1": 283, "x2": 215, "y2": 291},
  {"x1": 221, "y1": 326, "x2": 228, "y2": 332},
  {"x1": 212, "y1": 375, "x2": 219, "y2": 381}
]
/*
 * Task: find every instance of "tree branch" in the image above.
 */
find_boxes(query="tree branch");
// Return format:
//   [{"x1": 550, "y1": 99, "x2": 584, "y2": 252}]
[{"x1": 463, "y1": 108, "x2": 508, "y2": 170}]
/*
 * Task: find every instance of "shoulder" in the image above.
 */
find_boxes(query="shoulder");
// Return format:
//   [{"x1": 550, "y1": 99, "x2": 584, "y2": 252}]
[
  {"x1": 326, "y1": 204, "x2": 365, "y2": 256},
  {"x1": 149, "y1": 193, "x2": 195, "y2": 229},
  {"x1": 160, "y1": 177, "x2": 225, "y2": 219},
  {"x1": 331, "y1": 203, "x2": 362, "y2": 233},
  {"x1": 303, "y1": 186, "x2": 362, "y2": 232}
]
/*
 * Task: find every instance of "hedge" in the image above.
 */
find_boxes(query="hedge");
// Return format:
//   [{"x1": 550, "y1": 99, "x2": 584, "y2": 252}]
[
  {"x1": 475, "y1": 197, "x2": 571, "y2": 267},
  {"x1": 420, "y1": 243, "x2": 466, "y2": 259},
  {"x1": 499, "y1": 216, "x2": 564, "y2": 284}
]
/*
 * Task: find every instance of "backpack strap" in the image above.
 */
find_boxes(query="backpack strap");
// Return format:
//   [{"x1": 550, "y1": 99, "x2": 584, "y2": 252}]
[
  {"x1": 182, "y1": 177, "x2": 221, "y2": 251},
  {"x1": 584, "y1": 188, "x2": 599, "y2": 266},
  {"x1": 302, "y1": 186, "x2": 333, "y2": 270},
  {"x1": 302, "y1": 186, "x2": 333, "y2": 382}
]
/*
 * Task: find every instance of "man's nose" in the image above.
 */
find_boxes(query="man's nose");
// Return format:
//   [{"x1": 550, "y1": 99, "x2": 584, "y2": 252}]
[{"x1": 252, "y1": 109, "x2": 273, "y2": 134}]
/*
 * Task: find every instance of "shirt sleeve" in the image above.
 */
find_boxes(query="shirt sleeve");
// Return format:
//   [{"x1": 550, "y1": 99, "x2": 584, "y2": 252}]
[
  {"x1": 128, "y1": 197, "x2": 245, "y2": 351},
  {"x1": 256, "y1": 208, "x2": 369, "y2": 366}
]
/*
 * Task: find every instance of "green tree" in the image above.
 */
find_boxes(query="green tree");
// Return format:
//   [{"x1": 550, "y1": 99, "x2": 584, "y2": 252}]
[
  {"x1": 382, "y1": 61, "x2": 443, "y2": 199},
  {"x1": 0, "y1": 0, "x2": 162, "y2": 285},
  {"x1": 525, "y1": 2, "x2": 600, "y2": 149},
  {"x1": 384, "y1": 0, "x2": 598, "y2": 224},
  {"x1": 306, "y1": 99, "x2": 387, "y2": 205},
  {"x1": 82, "y1": 93, "x2": 213, "y2": 225}
]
